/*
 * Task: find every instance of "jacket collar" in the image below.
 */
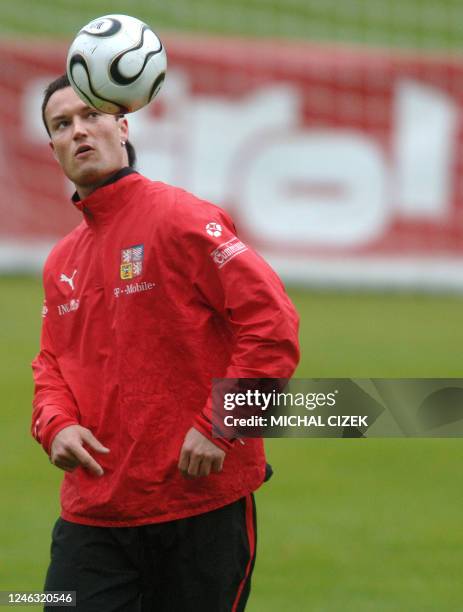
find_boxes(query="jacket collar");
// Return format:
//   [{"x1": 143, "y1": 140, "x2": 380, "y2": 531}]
[{"x1": 72, "y1": 167, "x2": 138, "y2": 226}]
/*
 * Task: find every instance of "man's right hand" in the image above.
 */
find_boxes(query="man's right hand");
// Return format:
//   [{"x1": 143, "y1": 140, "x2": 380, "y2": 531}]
[{"x1": 50, "y1": 425, "x2": 110, "y2": 477}]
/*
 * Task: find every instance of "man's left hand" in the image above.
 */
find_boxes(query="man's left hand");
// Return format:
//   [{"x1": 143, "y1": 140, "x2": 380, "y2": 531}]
[{"x1": 178, "y1": 427, "x2": 225, "y2": 479}]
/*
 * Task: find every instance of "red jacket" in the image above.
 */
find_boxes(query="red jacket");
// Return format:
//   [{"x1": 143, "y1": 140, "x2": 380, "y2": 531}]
[{"x1": 32, "y1": 169, "x2": 300, "y2": 526}]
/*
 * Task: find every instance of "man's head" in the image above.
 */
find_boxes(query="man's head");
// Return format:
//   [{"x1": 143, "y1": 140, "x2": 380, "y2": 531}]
[{"x1": 42, "y1": 74, "x2": 136, "y2": 198}]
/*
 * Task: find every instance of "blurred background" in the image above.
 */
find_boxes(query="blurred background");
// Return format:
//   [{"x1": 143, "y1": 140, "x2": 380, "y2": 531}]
[{"x1": 2, "y1": 1, "x2": 463, "y2": 610}]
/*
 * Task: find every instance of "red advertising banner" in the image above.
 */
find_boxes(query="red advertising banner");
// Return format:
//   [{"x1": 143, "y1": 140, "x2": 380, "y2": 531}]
[{"x1": 1, "y1": 36, "x2": 463, "y2": 288}]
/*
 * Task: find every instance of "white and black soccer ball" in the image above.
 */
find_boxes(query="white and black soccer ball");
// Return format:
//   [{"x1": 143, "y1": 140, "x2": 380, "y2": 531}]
[{"x1": 66, "y1": 14, "x2": 167, "y2": 114}]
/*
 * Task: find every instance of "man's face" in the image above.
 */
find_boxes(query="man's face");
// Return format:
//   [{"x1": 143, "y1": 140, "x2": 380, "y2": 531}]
[{"x1": 45, "y1": 87, "x2": 129, "y2": 196}]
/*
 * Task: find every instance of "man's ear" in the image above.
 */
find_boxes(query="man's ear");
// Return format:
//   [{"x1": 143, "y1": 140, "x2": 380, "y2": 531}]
[
  {"x1": 118, "y1": 116, "x2": 129, "y2": 142},
  {"x1": 49, "y1": 141, "x2": 58, "y2": 160}
]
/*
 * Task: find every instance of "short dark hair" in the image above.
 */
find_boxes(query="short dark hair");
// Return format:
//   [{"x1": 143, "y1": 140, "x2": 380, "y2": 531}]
[{"x1": 41, "y1": 73, "x2": 136, "y2": 168}]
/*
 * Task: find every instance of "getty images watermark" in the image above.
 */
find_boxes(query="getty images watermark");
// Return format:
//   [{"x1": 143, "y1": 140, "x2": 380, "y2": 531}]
[
  {"x1": 221, "y1": 388, "x2": 368, "y2": 428},
  {"x1": 211, "y1": 379, "x2": 463, "y2": 439}
]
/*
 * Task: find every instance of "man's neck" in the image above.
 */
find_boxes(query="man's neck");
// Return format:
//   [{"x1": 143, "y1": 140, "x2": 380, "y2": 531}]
[{"x1": 73, "y1": 167, "x2": 131, "y2": 201}]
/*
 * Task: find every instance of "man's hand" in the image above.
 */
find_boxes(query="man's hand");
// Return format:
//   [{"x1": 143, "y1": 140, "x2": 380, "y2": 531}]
[
  {"x1": 50, "y1": 425, "x2": 110, "y2": 477},
  {"x1": 178, "y1": 427, "x2": 225, "y2": 479}
]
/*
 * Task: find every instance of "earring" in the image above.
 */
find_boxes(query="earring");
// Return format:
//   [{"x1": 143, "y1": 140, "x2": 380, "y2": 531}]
[{"x1": 121, "y1": 140, "x2": 126, "y2": 147}]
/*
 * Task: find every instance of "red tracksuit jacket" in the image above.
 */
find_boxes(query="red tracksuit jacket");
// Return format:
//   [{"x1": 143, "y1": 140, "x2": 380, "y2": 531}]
[{"x1": 31, "y1": 169, "x2": 300, "y2": 526}]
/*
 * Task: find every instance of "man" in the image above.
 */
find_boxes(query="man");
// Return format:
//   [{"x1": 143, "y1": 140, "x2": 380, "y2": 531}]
[{"x1": 32, "y1": 74, "x2": 300, "y2": 611}]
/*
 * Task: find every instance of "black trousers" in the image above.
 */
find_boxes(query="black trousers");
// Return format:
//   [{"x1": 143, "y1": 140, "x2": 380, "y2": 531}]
[{"x1": 44, "y1": 494, "x2": 257, "y2": 612}]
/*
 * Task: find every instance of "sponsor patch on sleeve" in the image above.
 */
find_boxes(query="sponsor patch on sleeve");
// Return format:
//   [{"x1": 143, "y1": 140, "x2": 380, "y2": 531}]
[{"x1": 210, "y1": 237, "x2": 248, "y2": 269}]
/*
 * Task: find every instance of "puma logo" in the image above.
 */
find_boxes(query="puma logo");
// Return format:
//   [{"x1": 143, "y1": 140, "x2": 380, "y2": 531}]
[{"x1": 60, "y1": 269, "x2": 77, "y2": 291}]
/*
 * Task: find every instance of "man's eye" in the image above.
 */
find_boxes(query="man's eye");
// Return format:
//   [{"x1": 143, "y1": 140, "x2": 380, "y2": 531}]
[
  {"x1": 88, "y1": 111, "x2": 100, "y2": 119},
  {"x1": 56, "y1": 120, "x2": 69, "y2": 129}
]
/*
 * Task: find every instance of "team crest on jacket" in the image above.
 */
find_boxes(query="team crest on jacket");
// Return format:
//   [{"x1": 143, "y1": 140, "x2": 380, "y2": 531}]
[{"x1": 120, "y1": 244, "x2": 144, "y2": 280}]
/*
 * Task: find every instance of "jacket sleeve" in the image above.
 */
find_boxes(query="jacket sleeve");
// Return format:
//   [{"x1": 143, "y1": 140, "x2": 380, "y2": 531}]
[
  {"x1": 31, "y1": 304, "x2": 80, "y2": 454},
  {"x1": 175, "y1": 197, "x2": 300, "y2": 449}
]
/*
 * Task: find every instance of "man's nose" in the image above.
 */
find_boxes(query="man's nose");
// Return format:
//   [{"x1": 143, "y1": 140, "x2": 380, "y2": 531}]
[{"x1": 72, "y1": 117, "x2": 88, "y2": 139}]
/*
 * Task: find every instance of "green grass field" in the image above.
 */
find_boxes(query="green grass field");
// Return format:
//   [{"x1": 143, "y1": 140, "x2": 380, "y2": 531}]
[
  {"x1": 2, "y1": 276, "x2": 463, "y2": 610},
  {"x1": 1, "y1": 0, "x2": 462, "y2": 50}
]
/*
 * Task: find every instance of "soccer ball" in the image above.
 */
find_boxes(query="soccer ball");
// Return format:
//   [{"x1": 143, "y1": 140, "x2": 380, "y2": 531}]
[{"x1": 66, "y1": 14, "x2": 167, "y2": 114}]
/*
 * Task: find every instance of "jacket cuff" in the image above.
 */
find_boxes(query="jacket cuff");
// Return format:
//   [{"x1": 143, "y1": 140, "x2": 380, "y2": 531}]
[
  {"x1": 41, "y1": 414, "x2": 79, "y2": 455},
  {"x1": 193, "y1": 412, "x2": 234, "y2": 452}
]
